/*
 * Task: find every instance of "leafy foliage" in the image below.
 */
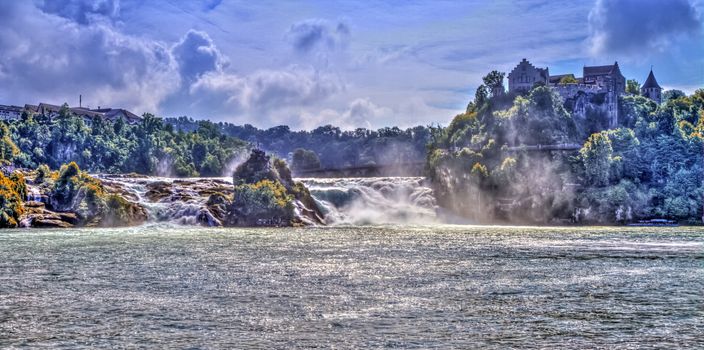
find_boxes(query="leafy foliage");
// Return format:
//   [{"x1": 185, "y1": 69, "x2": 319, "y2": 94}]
[
  {"x1": 0, "y1": 171, "x2": 25, "y2": 227},
  {"x1": 626, "y1": 79, "x2": 640, "y2": 95},
  {"x1": 291, "y1": 148, "x2": 321, "y2": 172},
  {"x1": 4, "y1": 112, "x2": 248, "y2": 176},
  {"x1": 167, "y1": 118, "x2": 434, "y2": 170},
  {"x1": 559, "y1": 76, "x2": 578, "y2": 84}
]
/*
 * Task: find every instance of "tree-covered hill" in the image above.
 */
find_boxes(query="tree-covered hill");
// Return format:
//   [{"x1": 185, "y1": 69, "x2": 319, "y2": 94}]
[
  {"x1": 166, "y1": 118, "x2": 434, "y2": 170},
  {"x1": 2, "y1": 112, "x2": 248, "y2": 177},
  {"x1": 427, "y1": 73, "x2": 704, "y2": 224}
]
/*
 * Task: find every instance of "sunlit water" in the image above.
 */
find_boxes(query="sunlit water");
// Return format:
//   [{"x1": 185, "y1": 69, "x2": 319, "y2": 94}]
[{"x1": 0, "y1": 225, "x2": 702, "y2": 348}]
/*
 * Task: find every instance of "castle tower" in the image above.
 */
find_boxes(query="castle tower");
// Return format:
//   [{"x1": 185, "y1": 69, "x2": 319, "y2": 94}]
[{"x1": 641, "y1": 69, "x2": 662, "y2": 104}]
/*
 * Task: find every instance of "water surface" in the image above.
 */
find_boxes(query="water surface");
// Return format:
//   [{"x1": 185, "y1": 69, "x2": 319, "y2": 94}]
[{"x1": 0, "y1": 225, "x2": 702, "y2": 348}]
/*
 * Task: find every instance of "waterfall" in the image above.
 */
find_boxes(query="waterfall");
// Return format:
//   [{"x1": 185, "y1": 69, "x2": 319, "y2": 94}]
[
  {"x1": 96, "y1": 175, "x2": 439, "y2": 226},
  {"x1": 300, "y1": 177, "x2": 438, "y2": 225}
]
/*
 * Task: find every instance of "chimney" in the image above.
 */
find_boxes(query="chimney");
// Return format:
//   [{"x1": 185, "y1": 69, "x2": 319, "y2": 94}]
[{"x1": 79, "y1": 94, "x2": 82, "y2": 108}]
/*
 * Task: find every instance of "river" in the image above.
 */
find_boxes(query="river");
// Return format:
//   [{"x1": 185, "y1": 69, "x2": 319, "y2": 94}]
[
  {"x1": 2, "y1": 176, "x2": 703, "y2": 347},
  {"x1": 0, "y1": 225, "x2": 702, "y2": 348}
]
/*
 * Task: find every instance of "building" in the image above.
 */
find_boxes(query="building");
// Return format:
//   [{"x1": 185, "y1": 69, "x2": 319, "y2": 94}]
[
  {"x1": 507, "y1": 58, "x2": 549, "y2": 93},
  {"x1": 508, "y1": 59, "x2": 630, "y2": 128},
  {"x1": 0, "y1": 105, "x2": 23, "y2": 120},
  {"x1": 582, "y1": 62, "x2": 625, "y2": 95},
  {"x1": 640, "y1": 70, "x2": 662, "y2": 104},
  {"x1": 17, "y1": 102, "x2": 143, "y2": 124},
  {"x1": 581, "y1": 62, "x2": 625, "y2": 128}
]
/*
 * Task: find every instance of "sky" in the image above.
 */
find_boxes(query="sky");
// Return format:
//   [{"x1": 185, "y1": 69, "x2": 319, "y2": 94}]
[{"x1": 0, "y1": 0, "x2": 702, "y2": 130}]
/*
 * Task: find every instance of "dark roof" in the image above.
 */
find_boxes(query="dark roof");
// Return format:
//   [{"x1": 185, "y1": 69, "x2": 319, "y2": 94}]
[
  {"x1": 38, "y1": 103, "x2": 62, "y2": 112},
  {"x1": 584, "y1": 65, "x2": 615, "y2": 76},
  {"x1": 70, "y1": 107, "x2": 103, "y2": 118},
  {"x1": 0, "y1": 105, "x2": 23, "y2": 111},
  {"x1": 583, "y1": 62, "x2": 620, "y2": 77},
  {"x1": 641, "y1": 70, "x2": 661, "y2": 89},
  {"x1": 103, "y1": 108, "x2": 141, "y2": 121}
]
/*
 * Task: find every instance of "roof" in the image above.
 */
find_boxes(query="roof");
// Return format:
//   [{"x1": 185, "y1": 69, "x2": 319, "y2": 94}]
[
  {"x1": 102, "y1": 108, "x2": 141, "y2": 121},
  {"x1": 641, "y1": 70, "x2": 661, "y2": 89},
  {"x1": 0, "y1": 105, "x2": 23, "y2": 111},
  {"x1": 38, "y1": 103, "x2": 62, "y2": 112},
  {"x1": 583, "y1": 62, "x2": 620, "y2": 77},
  {"x1": 70, "y1": 107, "x2": 104, "y2": 119}
]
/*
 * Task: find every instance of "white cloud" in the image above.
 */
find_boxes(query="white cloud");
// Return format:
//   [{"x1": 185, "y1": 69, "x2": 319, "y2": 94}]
[
  {"x1": 296, "y1": 98, "x2": 432, "y2": 130},
  {"x1": 186, "y1": 65, "x2": 344, "y2": 124}
]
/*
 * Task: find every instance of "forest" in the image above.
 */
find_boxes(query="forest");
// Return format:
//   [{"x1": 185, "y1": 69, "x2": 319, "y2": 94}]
[
  {"x1": 166, "y1": 117, "x2": 434, "y2": 170},
  {"x1": 1, "y1": 107, "x2": 249, "y2": 177}
]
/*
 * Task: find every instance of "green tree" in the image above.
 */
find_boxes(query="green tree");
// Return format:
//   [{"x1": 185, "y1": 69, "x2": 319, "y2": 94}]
[
  {"x1": 0, "y1": 123, "x2": 19, "y2": 165},
  {"x1": 626, "y1": 79, "x2": 640, "y2": 95},
  {"x1": 291, "y1": 148, "x2": 321, "y2": 172},
  {"x1": 559, "y1": 75, "x2": 577, "y2": 84},
  {"x1": 482, "y1": 71, "x2": 505, "y2": 97},
  {"x1": 663, "y1": 89, "x2": 686, "y2": 102},
  {"x1": 579, "y1": 132, "x2": 619, "y2": 186}
]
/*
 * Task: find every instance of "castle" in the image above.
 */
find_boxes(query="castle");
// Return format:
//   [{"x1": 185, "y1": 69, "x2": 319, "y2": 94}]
[{"x1": 507, "y1": 59, "x2": 662, "y2": 128}]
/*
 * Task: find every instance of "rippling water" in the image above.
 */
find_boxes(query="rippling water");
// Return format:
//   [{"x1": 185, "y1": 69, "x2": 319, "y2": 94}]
[{"x1": 0, "y1": 225, "x2": 702, "y2": 348}]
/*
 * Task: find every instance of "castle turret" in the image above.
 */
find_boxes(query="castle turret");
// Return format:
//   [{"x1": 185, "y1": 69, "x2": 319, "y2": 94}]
[{"x1": 641, "y1": 69, "x2": 662, "y2": 104}]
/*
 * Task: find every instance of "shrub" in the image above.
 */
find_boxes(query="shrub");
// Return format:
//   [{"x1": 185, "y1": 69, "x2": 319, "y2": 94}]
[
  {"x1": 35, "y1": 164, "x2": 51, "y2": 184},
  {"x1": 0, "y1": 172, "x2": 25, "y2": 227},
  {"x1": 231, "y1": 179, "x2": 295, "y2": 225}
]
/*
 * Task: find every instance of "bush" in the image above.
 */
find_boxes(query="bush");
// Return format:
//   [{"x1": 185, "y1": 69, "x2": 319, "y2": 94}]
[
  {"x1": 0, "y1": 172, "x2": 25, "y2": 227},
  {"x1": 35, "y1": 164, "x2": 52, "y2": 184},
  {"x1": 231, "y1": 179, "x2": 295, "y2": 225}
]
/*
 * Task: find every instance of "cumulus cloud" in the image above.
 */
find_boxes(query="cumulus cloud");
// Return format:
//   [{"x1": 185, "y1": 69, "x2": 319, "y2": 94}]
[
  {"x1": 0, "y1": 1, "x2": 179, "y2": 113},
  {"x1": 297, "y1": 98, "x2": 392, "y2": 130},
  {"x1": 588, "y1": 0, "x2": 702, "y2": 56},
  {"x1": 286, "y1": 19, "x2": 350, "y2": 54},
  {"x1": 0, "y1": 2, "x2": 345, "y2": 126},
  {"x1": 188, "y1": 66, "x2": 343, "y2": 121},
  {"x1": 171, "y1": 30, "x2": 228, "y2": 83}
]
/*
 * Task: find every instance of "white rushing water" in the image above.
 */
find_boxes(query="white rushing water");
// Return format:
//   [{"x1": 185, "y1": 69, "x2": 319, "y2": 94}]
[
  {"x1": 300, "y1": 177, "x2": 438, "y2": 225},
  {"x1": 96, "y1": 175, "x2": 439, "y2": 226}
]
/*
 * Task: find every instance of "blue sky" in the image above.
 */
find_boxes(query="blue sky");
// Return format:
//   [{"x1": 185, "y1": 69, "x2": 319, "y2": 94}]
[{"x1": 0, "y1": 0, "x2": 702, "y2": 129}]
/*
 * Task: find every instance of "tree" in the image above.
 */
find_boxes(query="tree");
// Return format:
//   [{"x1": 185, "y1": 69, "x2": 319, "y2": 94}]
[
  {"x1": 58, "y1": 103, "x2": 72, "y2": 119},
  {"x1": 0, "y1": 123, "x2": 19, "y2": 165},
  {"x1": 291, "y1": 148, "x2": 321, "y2": 172},
  {"x1": 663, "y1": 89, "x2": 686, "y2": 102},
  {"x1": 474, "y1": 85, "x2": 488, "y2": 106},
  {"x1": 626, "y1": 79, "x2": 640, "y2": 95},
  {"x1": 482, "y1": 71, "x2": 505, "y2": 97},
  {"x1": 559, "y1": 75, "x2": 578, "y2": 84},
  {"x1": 579, "y1": 132, "x2": 614, "y2": 186}
]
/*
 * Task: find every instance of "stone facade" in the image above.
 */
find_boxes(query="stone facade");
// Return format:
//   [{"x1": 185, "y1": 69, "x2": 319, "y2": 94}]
[
  {"x1": 507, "y1": 58, "x2": 549, "y2": 93},
  {"x1": 508, "y1": 59, "x2": 631, "y2": 128}
]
